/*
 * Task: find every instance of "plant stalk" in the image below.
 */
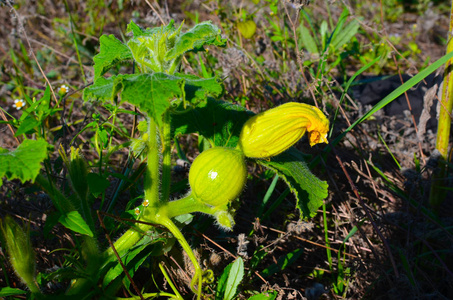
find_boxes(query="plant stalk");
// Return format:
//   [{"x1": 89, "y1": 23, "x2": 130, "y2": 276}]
[
  {"x1": 157, "y1": 216, "x2": 202, "y2": 300},
  {"x1": 430, "y1": 0, "x2": 453, "y2": 208},
  {"x1": 106, "y1": 194, "x2": 214, "y2": 257},
  {"x1": 161, "y1": 111, "x2": 172, "y2": 202},
  {"x1": 144, "y1": 117, "x2": 161, "y2": 207}
]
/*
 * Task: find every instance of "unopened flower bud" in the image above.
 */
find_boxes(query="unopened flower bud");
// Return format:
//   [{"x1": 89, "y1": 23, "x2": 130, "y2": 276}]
[
  {"x1": 214, "y1": 210, "x2": 235, "y2": 231},
  {"x1": 0, "y1": 215, "x2": 39, "y2": 293},
  {"x1": 238, "y1": 102, "x2": 329, "y2": 158}
]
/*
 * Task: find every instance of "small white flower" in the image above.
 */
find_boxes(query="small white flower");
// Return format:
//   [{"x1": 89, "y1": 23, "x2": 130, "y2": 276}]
[
  {"x1": 13, "y1": 99, "x2": 25, "y2": 110},
  {"x1": 59, "y1": 85, "x2": 69, "y2": 94}
]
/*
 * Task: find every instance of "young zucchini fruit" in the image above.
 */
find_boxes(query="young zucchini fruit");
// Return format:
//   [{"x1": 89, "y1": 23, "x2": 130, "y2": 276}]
[{"x1": 189, "y1": 147, "x2": 247, "y2": 207}]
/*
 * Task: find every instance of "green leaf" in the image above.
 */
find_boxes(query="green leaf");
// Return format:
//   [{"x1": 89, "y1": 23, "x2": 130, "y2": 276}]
[
  {"x1": 0, "y1": 287, "x2": 27, "y2": 296},
  {"x1": 125, "y1": 20, "x2": 224, "y2": 74},
  {"x1": 173, "y1": 98, "x2": 253, "y2": 147},
  {"x1": 19, "y1": 87, "x2": 54, "y2": 122},
  {"x1": 320, "y1": 21, "x2": 328, "y2": 50},
  {"x1": 126, "y1": 20, "x2": 184, "y2": 73},
  {"x1": 43, "y1": 211, "x2": 61, "y2": 237},
  {"x1": 93, "y1": 34, "x2": 133, "y2": 80},
  {"x1": 126, "y1": 20, "x2": 145, "y2": 37},
  {"x1": 331, "y1": 15, "x2": 360, "y2": 51},
  {"x1": 58, "y1": 211, "x2": 94, "y2": 237},
  {"x1": 261, "y1": 248, "x2": 303, "y2": 277},
  {"x1": 298, "y1": 24, "x2": 319, "y2": 54},
  {"x1": 84, "y1": 73, "x2": 223, "y2": 128},
  {"x1": 237, "y1": 20, "x2": 257, "y2": 39},
  {"x1": 224, "y1": 257, "x2": 244, "y2": 300},
  {"x1": 248, "y1": 291, "x2": 278, "y2": 300},
  {"x1": 87, "y1": 173, "x2": 110, "y2": 196},
  {"x1": 327, "y1": 7, "x2": 349, "y2": 49},
  {"x1": 250, "y1": 248, "x2": 268, "y2": 270},
  {"x1": 40, "y1": 266, "x2": 82, "y2": 282},
  {"x1": 258, "y1": 149, "x2": 328, "y2": 218},
  {"x1": 102, "y1": 234, "x2": 166, "y2": 287},
  {"x1": 216, "y1": 263, "x2": 232, "y2": 299},
  {"x1": 15, "y1": 116, "x2": 40, "y2": 136},
  {"x1": 0, "y1": 139, "x2": 48, "y2": 187},
  {"x1": 165, "y1": 21, "x2": 226, "y2": 60}
]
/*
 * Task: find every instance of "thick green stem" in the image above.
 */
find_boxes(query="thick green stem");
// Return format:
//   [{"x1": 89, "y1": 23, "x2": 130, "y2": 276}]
[
  {"x1": 159, "y1": 262, "x2": 183, "y2": 299},
  {"x1": 144, "y1": 117, "x2": 161, "y2": 207},
  {"x1": 161, "y1": 111, "x2": 172, "y2": 202},
  {"x1": 155, "y1": 194, "x2": 216, "y2": 219},
  {"x1": 157, "y1": 216, "x2": 202, "y2": 300},
  {"x1": 104, "y1": 222, "x2": 152, "y2": 259},
  {"x1": 105, "y1": 194, "x2": 214, "y2": 262},
  {"x1": 105, "y1": 118, "x2": 162, "y2": 258},
  {"x1": 430, "y1": 1, "x2": 453, "y2": 208}
]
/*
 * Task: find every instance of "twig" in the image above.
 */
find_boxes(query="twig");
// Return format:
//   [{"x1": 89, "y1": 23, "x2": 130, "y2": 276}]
[
  {"x1": 145, "y1": 0, "x2": 165, "y2": 25},
  {"x1": 391, "y1": 55, "x2": 426, "y2": 165},
  {"x1": 0, "y1": 108, "x2": 20, "y2": 145},
  {"x1": 283, "y1": 4, "x2": 319, "y2": 107},
  {"x1": 28, "y1": 37, "x2": 93, "y2": 73},
  {"x1": 254, "y1": 221, "x2": 359, "y2": 259}
]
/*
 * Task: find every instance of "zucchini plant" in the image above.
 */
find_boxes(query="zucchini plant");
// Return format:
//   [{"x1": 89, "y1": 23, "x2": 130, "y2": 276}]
[{"x1": 0, "y1": 20, "x2": 329, "y2": 299}]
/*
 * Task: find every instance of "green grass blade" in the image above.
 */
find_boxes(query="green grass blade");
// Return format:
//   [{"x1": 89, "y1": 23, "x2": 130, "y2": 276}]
[
  {"x1": 257, "y1": 173, "x2": 279, "y2": 218},
  {"x1": 329, "y1": 56, "x2": 381, "y2": 138},
  {"x1": 346, "y1": 51, "x2": 453, "y2": 134},
  {"x1": 331, "y1": 51, "x2": 453, "y2": 147}
]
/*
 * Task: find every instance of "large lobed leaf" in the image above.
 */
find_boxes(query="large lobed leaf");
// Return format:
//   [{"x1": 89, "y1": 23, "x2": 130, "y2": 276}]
[
  {"x1": 93, "y1": 20, "x2": 225, "y2": 77},
  {"x1": 83, "y1": 73, "x2": 223, "y2": 128},
  {"x1": 173, "y1": 99, "x2": 328, "y2": 217},
  {"x1": 258, "y1": 148, "x2": 328, "y2": 219},
  {"x1": 165, "y1": 21, "x2": 227, "y2": 60},
  {"x1": 173, "y1": 98, "x2": 253, "y2": 147},
  {"x1": 93, "y1": 35, "x2": 133, "y2": 80},
  {"x1": 0, "y1": 139, "x2": 48, "y2": 187}
]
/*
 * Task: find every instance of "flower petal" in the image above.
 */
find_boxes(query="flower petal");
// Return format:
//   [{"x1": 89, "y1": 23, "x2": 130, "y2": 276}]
[{"x1": 238, "y1": 102, "x2": 329, "y2": 158}]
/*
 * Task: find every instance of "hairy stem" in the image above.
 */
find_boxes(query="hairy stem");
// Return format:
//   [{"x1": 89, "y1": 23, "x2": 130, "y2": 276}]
[
  {"x1": 144, "y1": 117, "x2": 160, "y2": 206},
  {"x1": 161, "y1": 111, "x2": 172, "y2": 202},
  {"x1": 430, "y1": 1, "x2": 453, "y2": 208},
  {"x1": 157, "y1": 216, "x2": 202, "y2": 300}
]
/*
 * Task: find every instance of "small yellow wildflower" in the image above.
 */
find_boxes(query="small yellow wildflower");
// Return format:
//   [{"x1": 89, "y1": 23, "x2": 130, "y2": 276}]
[
  {"x1": 238, "y1": 102, "x2": 329, "y2": 158},
  {"x1": 13, "y1": 99, "x2": 25, "y2": 110},
  {"x1": 134, "y1": 207, "x2": 141, "y2": 216},
  {"x1": 59, "y1": 85, "x2": 69, "y2": 95},
  {"x1": 142, "y1": 199, "x2": 149, "y2": 207}
]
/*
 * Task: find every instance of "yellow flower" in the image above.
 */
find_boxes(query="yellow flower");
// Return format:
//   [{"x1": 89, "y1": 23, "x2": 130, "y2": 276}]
[
  {"x1": 13, "y1": 99, "x2": 25, "y2": 110},
  {"x1": 238, "y1": 102, "x2": 329, "y2": 158}
]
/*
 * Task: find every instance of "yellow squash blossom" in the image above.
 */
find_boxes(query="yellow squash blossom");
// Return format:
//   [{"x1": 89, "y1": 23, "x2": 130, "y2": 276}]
[{"x1": 238, "y1": 102, "x2": 329, "y2": 158}]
